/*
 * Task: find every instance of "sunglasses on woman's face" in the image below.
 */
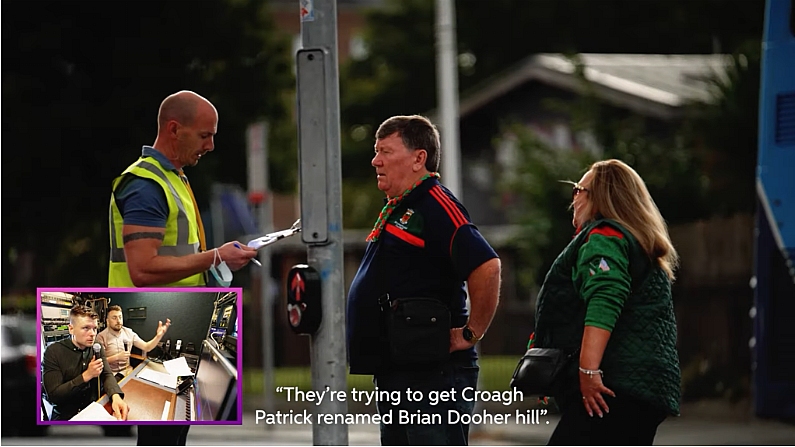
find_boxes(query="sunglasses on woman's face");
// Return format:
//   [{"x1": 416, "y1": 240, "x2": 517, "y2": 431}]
[{"x1": 572, "y1": 184, "x2": 589, "y2": 200}]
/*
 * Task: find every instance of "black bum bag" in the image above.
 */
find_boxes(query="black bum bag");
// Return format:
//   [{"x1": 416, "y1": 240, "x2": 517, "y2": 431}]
[{"x1": 380, "y1": 294, "x2": 451, "y2": 366}]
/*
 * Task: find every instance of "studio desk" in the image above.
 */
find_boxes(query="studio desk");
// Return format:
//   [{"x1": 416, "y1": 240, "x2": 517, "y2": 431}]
[{"x1": 94, "y1": 357, "x2": 195, "y2": 421}]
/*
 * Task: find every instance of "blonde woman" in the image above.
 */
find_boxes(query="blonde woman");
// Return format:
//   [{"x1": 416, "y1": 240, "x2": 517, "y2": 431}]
[{"x1": 531, "y1": 159, "x2": 681, "y2": 445}]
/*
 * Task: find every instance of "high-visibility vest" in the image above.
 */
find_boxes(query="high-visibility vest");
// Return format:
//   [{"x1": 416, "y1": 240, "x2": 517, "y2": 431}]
[{"x1": 108, "y1": 157, "x2": 205, "y2": 287}]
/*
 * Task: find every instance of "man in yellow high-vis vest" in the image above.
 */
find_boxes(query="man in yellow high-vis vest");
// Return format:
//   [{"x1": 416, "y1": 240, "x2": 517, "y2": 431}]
[
  {"x1": 108, "y1": 90, "x2": 256, "y2": 444},
  {"x1": 109, "y1": 90, "x2": 256, "y2": 288}
]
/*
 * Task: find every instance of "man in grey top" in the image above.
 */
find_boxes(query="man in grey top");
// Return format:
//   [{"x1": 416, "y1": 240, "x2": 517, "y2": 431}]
[{"x1": 95, "y1": 305, "x2": 171, "y2": 379}]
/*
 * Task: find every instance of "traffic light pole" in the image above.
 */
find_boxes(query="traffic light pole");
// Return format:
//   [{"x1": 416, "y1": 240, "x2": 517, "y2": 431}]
[{"x1": 297, "y1": 0, "x2": 348, "y2": 445}]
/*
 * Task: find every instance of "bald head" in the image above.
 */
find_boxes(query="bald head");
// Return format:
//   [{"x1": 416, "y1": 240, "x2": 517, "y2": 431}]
[
  {"x1": 157, "y1": 91, "x2": 216, "y2": 131},
  {"x1": 152, "y1": 90, "x2": 219, "y2": 169}
]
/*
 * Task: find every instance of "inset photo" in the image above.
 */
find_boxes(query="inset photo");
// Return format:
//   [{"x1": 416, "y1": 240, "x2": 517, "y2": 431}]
[{"x1": 37, "y1": 288, "x2": 242, "y2": 425}]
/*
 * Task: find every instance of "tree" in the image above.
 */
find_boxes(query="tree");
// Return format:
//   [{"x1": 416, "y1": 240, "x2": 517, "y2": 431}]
[
  {"x1": 495, "y1": 40, "x2": 762, "y2": 293},
  {"x1": 338, "y1": 0, "x2": 765, "y2": 228},
  {"x1": 1, "y1": 0, "x2": 296, "y2": 290},
  {"x1": 495, "y1": 124, "x2": 596, "y2": 293},
  {"x1": 494, "y1": 52, "x2": 716, "y2": 293},
  {"x1": 684, "y1": 43, "x2": 762, "y2": 216}
]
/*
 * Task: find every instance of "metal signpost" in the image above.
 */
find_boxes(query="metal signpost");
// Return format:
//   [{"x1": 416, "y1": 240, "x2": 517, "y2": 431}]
[{"x1": 297, "y1": 0, "x2": 348, "y2": 444}]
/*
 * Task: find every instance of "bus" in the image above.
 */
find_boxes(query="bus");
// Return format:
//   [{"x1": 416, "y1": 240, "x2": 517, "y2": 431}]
[{"x1": 753, "y1": 0, "x2": 795, "y2": 420}]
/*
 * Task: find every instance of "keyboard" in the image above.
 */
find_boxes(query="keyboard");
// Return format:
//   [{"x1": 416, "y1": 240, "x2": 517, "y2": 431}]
[{"x1": 174, "y1": 388, "x2": 196, "y2": 421}]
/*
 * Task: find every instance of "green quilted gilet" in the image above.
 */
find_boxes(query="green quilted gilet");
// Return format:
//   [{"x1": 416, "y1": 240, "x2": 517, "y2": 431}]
[{"x1": 534, "y1": 219, "x2": 681, "y2": 415}]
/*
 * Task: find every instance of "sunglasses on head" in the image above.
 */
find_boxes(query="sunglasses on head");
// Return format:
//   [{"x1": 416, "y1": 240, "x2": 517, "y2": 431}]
[{"x1": 572, "y1": 183, "x2": 589, "y2": 199}]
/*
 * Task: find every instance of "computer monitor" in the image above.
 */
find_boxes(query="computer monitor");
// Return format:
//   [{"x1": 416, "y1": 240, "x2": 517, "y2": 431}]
[
  {"x1": 207, "y1": 309, "x2": 224, "y2": 340},
  {"x1": 194, "y1": 339, "x2": 237, "y2": 421},
  {"x1": 208, "y1": 303, "x2": 235, "y2": 340},
  {"x1": 222, "y1": 318, "x2": 237, "y2": 356},
  {"x1": 219, "y1": 304, "x2": 234, "y2": 329}
]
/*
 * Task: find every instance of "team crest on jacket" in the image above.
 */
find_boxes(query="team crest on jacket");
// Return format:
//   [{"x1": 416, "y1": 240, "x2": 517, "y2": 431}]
[
  {"x1": 589, "y1": 257, "x2": 611, "y2": 276},
  {"x1": 398, "y1": 209, "x2": 415, "y2": 228}
]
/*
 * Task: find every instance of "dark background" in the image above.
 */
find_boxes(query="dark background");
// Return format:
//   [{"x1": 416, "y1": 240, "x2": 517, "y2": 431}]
[{"x1": 1, "y1": 0, "x2": 767, "y2": 291}]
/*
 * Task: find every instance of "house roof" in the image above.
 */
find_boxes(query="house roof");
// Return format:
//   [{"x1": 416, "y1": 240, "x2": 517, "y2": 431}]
[{"x1": 458, "y1": 53, "x2": 733, "y2": 121}]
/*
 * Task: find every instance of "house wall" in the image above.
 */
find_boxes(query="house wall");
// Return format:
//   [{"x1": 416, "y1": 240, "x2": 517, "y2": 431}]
[
  {"x1": 458, "y1": 81, "x2": 682, "y2": 226},
  {"x1": 459, "y1": 83, "x2": 579, "y2": 226}
]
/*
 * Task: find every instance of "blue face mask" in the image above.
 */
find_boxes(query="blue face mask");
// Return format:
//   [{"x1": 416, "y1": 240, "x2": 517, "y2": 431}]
[{"x1": 210, "y1": 249, "x2": 233, "y2": 287}]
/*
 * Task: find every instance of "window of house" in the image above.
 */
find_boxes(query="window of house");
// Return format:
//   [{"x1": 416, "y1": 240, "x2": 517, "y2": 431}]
[
  {"x1": 575, "y1": 130, "x2": 603, "y2": 157},
  {"x1": 496, "y1": 133, "x2": 519, "y2": 183},
  {"x1": 349, "y1": 34, "x2": 368, "y2": 61},
  {"x1": 552, "y1": 123, "x2": 572, "y2": 149},
  {"x1": 468, "y1": 164, "x2": 492, "y2": 191}
]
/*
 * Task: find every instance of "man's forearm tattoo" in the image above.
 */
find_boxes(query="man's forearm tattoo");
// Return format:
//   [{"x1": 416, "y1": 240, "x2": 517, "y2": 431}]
[{"x1": 123, "y1": 232, "x2": 165, "y2": 243}]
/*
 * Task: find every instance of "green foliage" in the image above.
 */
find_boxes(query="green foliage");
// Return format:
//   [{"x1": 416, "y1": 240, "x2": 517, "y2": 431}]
[
  {"x1": 601, "y1": 116, "x2": 710, "y2": 224},
  {"x1": 494, "y1": 51, "x2": 729, "y2": 290},
  {"x1": 339, "y1": 0, "x2": 437, "y2": 182},
  {"x1": 493, "y1": 37, "x2": 762, "y2": 293},
  {"x1": 683, "y1": 43, "x2": 762, "y2": 216},
  {"x1": 337, "y1": 0, "x2": 764, "y2": 229},
  {"x1": 1, "y1": 294, "x2": 38, "y2": 315},
  {"x1": 559, "y1": 55, "x2": 710, "y2": 224},
  {"x1": 495, "y1": 124, "x2": 596, "y2": 291},
  {"x1": 342, "y1": 179, "x2": 387, "y2": 230},
  {"x1": 1, "y1": 0, "x2": 767, "y2": 290}
]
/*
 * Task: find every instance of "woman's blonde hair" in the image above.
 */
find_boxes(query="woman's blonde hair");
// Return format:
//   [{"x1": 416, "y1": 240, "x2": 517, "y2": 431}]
[{"x1": 585, "y1": 159, "x2": 679, "y2": 281}]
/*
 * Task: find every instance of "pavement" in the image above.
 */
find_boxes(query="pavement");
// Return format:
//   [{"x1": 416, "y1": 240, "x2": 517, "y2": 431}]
[{"x1": 4, "y1": 398, "x2": 794, "y2": 445}]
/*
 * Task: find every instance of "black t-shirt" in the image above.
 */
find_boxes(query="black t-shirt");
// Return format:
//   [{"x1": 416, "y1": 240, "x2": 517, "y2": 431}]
[
  {"x1": 346, "y1": 178, "x2": 498, "y2": 374},
  {"x1": 42, "y1": 338, "x2": 123, "y2": 420}
]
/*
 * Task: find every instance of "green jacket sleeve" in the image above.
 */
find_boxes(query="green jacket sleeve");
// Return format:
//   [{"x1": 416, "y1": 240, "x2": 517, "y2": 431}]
[{"x1": 573, "y1": 225, "x2": 632, "y2": 332}]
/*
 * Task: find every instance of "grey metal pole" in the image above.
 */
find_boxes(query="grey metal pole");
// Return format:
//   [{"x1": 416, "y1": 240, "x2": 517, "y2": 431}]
[
  {"x1": 435, "y1": 0, "x2": 486, "y2": 427},
  {"x1": 259, "y1": 194, "x2": 275, "y2": 418},
  {"x1": 435, "y1": 0, "x2": 462, "y2": 199},
  {"x1": 246, "y1": 122, "x2": 276, "y2": 421},
  {"x1": 299, "y1": 0, "x2": 348, "y2": 445}
]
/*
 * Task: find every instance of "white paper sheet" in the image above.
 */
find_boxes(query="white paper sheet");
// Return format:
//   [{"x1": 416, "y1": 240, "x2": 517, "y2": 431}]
[
  {"x1": 160, "y1": 400, "x2": 171, "y2": 421},
  {"x1": 137, "y1": 368, "x2": 178, "y2": 389},
  {"x1": 247, "y1": 234, "x2": 281, "y2": 250},
  {"x1": 69, "y1": 401, "x2": 119, "y2": 422},
  {"x1": 246, "y1": 221, "x2": 301, "y2": 250},
  {"x1": 163, "y1": 357, "x2": 194, "y2": 376}
]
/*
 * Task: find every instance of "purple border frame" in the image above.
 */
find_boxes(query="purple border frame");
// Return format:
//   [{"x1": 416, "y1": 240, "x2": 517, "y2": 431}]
[{"x1": 36, "y1": 287, "x2": 244, "y2": 426}]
